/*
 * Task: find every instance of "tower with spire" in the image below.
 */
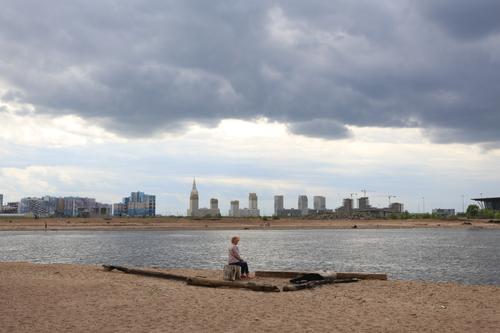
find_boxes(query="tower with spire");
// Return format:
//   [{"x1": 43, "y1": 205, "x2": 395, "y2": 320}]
[
  {"x1": 187, "y1": 178, "x2": 221, "y2": 217},
  {"x1": 187, "y1": 178, "x2": 199, "y2": 216}
]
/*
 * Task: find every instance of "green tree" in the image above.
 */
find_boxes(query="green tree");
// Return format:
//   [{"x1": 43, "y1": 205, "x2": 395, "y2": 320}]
[{"x1": 466, "y1": 204, "x2": 480, "y2": 218}]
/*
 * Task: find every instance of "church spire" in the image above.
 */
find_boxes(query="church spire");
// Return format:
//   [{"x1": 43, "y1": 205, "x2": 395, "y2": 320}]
[{"x1": 192, "y1": 177, "x2": 197, "y2": 191}]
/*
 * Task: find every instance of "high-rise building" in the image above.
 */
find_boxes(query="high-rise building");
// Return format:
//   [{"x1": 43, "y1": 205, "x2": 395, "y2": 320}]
[
  {"x1": 249, "y1": 193, "x2": 258, "y2": 210},
  {"x1": 188, "y1": 179, "x2": 199, "y2": 215},
  {"x1": 274, "y1": 195, "x2": 284, "y2": 215},
  {"x1": 229, "y1": 200, "x2": 240, "y2": 217},
  {"x1": 298, "y1": 195, "x2": 308, "y2": 215},
  {"x1": 113, "y1": 192, "x2": 155, "y2": 217},
  {"x1": 343, "y1": 198, "x2": 353, "y2": 211},
  {"x1": 0, "y1": 194, "x2": 3, "y2": 212},
  {"x1": 358, "y1": 197, "x2": 370, "y2": 209},
  {"x1": 210, "y1": 198, "x2": 218, "y2": 210},
  {"x1": 186, "y1": 179, "x2": 220, "y2": 217},
  {"x1": 313, "y1": 196, "x2": 326, "y2": 210},
  {"x1": 228, "y1": 193, "x2": 260, "y2": 217},
  {"x1": 127, "y1": 192, "x2": 156, "y2": 217}
]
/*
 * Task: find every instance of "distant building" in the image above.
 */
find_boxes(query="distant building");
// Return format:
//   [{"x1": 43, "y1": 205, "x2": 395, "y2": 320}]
[
  {"x1": 336, "y1": 198, "x2": 354, "y2": 217},
  {"x1": 113, "y1": 203, "x2": 126, "y2": 216},
  {"x1": 472, "y1": 197, "x2": 500, "y2": 211},
  {"x1": 249, "y1": 193, "x2": 258, "y2": 210},
  {"x1": 114, "y1": 191, "x2": 155, "y2": 217},
  {"x1": 186, "y1": 179, "x2": 220, "y2": 217},
  {"x1": 358, "y1": 197, "x2": 370, "y2": 209},
  {"x1": 210, "y1": 198, "x2": 218, "y2": 210},
  {"x1": 313, "y1": 196, "x2": 326, "y2": 210},
  {"x1": 274, "y1": 195, "x2": 284, "y2": 216},
  {"x1": 432, "y1": 208, "x2": 455, "y2": 217},
  {"x1": 0, "y1": 194, "x2": 3, "y2": 212},
  {"x1": 19, "y1": 197, "x2": 50, "y2": 217},
  {"x1": 228, "y1": 193, "x2": 260, "y2": 217},
  {"x1": 19, "y1": 196, "x2": 110, "y2": 217},
  {"x1": 229, "y1": 200, "x2": 240, "y2": 217},
  {"x1": 389, "y1": 203, "x2": 404, "y2": 213},
  {"x1": 275, "y1": 208, "x2": 302, "y2": 218},
  {"x1": 2, "y1": 202, "x2": 19, "y2": 214},
  {"x1": 298, "y1": 195, "x2": 308, "y2": 215}
]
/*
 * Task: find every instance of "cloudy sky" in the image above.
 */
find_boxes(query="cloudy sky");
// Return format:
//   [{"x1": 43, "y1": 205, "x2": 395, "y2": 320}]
[{"x1": 1, "y1": 0, "x2": 499, "y2": 214}]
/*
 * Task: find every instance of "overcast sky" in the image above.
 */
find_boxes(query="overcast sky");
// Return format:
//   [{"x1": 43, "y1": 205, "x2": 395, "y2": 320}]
[{"x1": 1, "y1": 0, "x2": 499, "y2": 214}]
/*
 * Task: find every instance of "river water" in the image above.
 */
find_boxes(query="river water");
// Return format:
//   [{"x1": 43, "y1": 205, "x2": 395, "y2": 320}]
[{"x1": 1, "y1": 228, "x2": 499, "y2": 285}]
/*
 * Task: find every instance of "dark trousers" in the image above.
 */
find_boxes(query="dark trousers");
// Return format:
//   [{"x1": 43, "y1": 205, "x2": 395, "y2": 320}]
[{"x1": 230, "y1": 261, "x2": 249, "y2": 275}]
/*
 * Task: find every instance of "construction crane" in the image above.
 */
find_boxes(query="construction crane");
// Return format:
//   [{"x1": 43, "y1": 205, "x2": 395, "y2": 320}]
[
  {"x1": 360, "y1": 189, "x2": 374, "y2": 197},
  {"x1": 387, "y1": 194, "x2": 396, "y2": 206}
]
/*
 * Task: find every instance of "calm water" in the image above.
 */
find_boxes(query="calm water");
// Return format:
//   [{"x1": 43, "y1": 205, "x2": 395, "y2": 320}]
[{"x1": 0, "y1": 229, "x2": 499, "y2": 285}]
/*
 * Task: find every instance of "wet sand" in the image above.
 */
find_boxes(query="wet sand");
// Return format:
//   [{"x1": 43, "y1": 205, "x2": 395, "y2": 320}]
[
  {"x1": 0, "y1": 216, "x2": 498, "y2": 231},
  {"x1": 0, "y1": 262, "x2": 499, "y2": 333}
]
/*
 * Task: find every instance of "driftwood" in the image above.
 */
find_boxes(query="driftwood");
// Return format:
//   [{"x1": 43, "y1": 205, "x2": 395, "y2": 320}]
[
  {"x1": 187, "y1": 277, "x2": 280, "y2": 292},
  {"x1": 283, "y1": 278, "x2": 359, "y2": 292},
  {"x1": 102, "y1": 265, "x2": 188, "y2": 281},
  {"x1": 255, "y1": 270, "x2": 387, "y2": 280},
  {"x1": 289, "y1": 271, "x2": 337, "y2": 283}
]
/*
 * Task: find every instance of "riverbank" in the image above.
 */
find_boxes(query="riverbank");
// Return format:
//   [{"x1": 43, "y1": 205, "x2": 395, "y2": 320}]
[
  {"x1": 0, "y1": 216, "x2": 498, "y2": 231},
  {"x1": 1, "y1": 262, "x2": 498, "y2": 332}
]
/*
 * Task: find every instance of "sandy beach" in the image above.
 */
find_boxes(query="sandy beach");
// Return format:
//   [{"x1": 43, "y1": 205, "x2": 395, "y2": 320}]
[
  {"x1": 1, "y1": 262, "x2": 499, "y2": 333},
  {"x1": 0, "y1": 216, "x2": 498, "y2": 231}
]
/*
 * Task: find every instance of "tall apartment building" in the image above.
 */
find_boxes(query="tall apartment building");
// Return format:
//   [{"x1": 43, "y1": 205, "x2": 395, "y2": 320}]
[
  {"x1": 298, "y1": 195, "x2": 308, "y2": 215},
  {"x1": 115, "y1": 191, "x2": 155, "y2": 217},
  {"x1": 228, "y1": 193, "x2": 260, "y2": 217},
  {"x1": 249, "y1": 193, "x2": 258, "y2": 210},
  {"x1": 313, "y1": 196, "x2": 326, "y2": 210},
  {"x1": 18, "y1": 196, "x2": 110, "y2": 217},
  {"x1": 358, "y1": 197, "x2": 370, "y2": 209},
  {"x1": 210, "y1": 198, "x2": 218, "y2": 210},
  {"x1": 0, "y1": 194, "x2": 3, "y2": 212},
  {"x1": 186, "y1": 179, "x2": 220, "y2": 217},
  {"x1": 274, "y1": 195, "x2": 284, "y2": 215},
  {"x1": 229, "y1": 200, "x2": 240, "y2": 217}
]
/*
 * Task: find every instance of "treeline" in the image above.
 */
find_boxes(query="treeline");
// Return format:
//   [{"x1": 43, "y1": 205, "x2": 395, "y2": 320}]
[{"x1": 465, "y1": 204, "x2": 500, "y2": 219}]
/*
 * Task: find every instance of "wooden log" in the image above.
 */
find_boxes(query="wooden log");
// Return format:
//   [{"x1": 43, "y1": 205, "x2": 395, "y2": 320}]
[
  {"x1": 255, "y1": 270, "x2": 387, "y2": 280},
  {"x1": 187, "y1": 277, "x2": 280, "y2": 292},
  {"x1": 102, "y1": 265, "x2": 188, "y2": 281},
  {"x1": 254, "y1": 271, "x2": 308, "y2": 278},
  {"x1": 282, "y1": 278, "x2": 359, "y2": 292}
]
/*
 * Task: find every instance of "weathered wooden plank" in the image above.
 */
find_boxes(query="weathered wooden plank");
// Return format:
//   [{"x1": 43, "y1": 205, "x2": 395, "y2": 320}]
[
  {"x1": 186, "y1": 277, "x2": 280, "y2": 292},
  {"x1": 336, "y1": 272, "x2": 387, "y2": 280},
  {"x1": 102, "y1": 265, "x2": 188, "y2": 281}
]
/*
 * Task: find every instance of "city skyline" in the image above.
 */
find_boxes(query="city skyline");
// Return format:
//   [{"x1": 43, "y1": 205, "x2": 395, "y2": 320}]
[
  {"x1": 1, "y1": 1, "x2": 499, "y2": 216},
  {"x1": 0, "y1": 178, "x2": 484, "y2": 216}
]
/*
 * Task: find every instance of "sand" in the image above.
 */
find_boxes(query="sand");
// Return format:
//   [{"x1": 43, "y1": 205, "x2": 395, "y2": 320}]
[
  {"x1": 0, "y1": 216, "x2": 498, "y2": 231},
  {"x1": 1, "y1": 262, "x2": 499, "y2": 333}
]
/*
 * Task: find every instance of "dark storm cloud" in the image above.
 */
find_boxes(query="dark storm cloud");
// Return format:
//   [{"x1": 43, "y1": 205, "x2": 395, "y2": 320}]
[
  {"x1": 0, "y1": 0, "x2": 499, "y2": 144},
  {"x1": 418, "y1": 0, "x2": 500, "y2": 39}
]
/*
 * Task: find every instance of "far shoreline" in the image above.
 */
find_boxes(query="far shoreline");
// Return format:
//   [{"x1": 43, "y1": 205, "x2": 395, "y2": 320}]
[{"x1": 0, "y1": 216, "x2": 498, "y2": 232}]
